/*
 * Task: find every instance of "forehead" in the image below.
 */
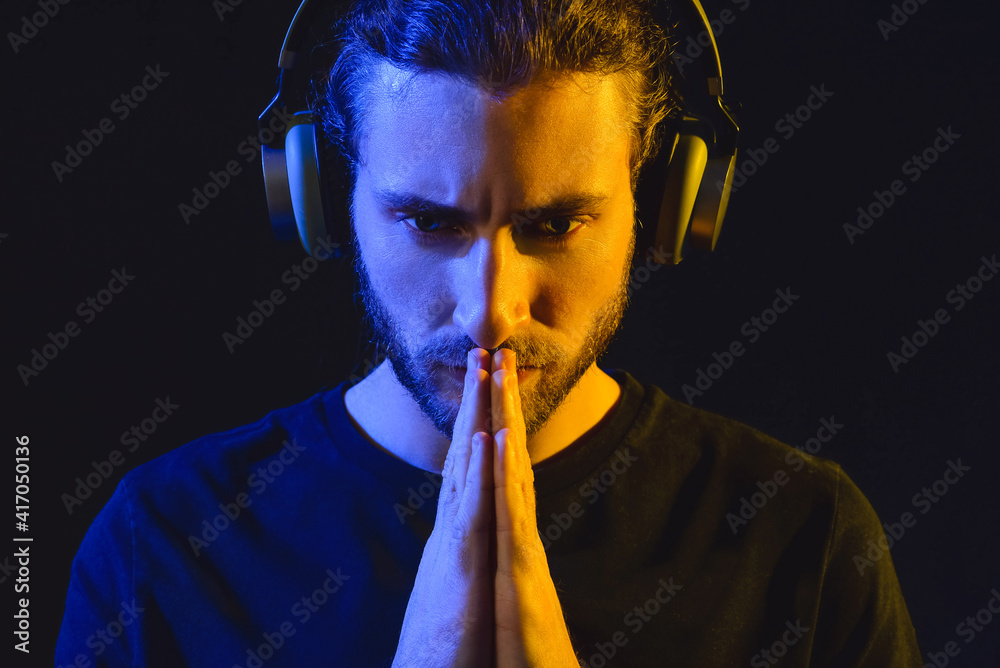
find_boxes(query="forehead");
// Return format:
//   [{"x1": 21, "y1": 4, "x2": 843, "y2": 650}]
[{"x1": 355, "y1": 62, "x2": 633, "y2": 205}]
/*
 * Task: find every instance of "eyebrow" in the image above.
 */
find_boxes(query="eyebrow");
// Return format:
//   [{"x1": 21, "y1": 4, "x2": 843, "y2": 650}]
[{"x1": 373, "y1": 188, "x2": 612, "y2": 223}]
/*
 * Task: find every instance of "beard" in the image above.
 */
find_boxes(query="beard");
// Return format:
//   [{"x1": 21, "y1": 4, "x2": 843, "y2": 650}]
[{"x1": 353, "y1": 228, "x2": 634, "y2": 440}]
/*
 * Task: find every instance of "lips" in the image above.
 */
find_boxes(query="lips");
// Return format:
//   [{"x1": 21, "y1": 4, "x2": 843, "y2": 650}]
[
  {"x1": 441, "y1": 365, "x2": 540, "y2": 378},
  {"x1": 443, "y1": 365, "x2": 538, "y2": 370}
]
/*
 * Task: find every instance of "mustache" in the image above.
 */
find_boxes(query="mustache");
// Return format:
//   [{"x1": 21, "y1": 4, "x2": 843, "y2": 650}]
[{"x1": 421, "y1": 335, "x2": 556, "y2": 369}]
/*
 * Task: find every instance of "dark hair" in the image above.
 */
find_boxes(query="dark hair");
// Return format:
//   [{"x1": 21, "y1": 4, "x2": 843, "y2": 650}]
[{"x1": 315, "y1": 0, "x2": 682, "y2": 191}]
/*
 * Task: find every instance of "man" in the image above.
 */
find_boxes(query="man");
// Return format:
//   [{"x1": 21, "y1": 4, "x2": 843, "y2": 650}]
[{"x1": 57, "y1": 0, "x2": 921, "y2": 666}]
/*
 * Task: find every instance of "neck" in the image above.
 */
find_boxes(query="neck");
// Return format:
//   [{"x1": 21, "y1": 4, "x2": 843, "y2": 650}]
[{"x1": 343, "y1": 361, "x2": 621, "y2": 473}]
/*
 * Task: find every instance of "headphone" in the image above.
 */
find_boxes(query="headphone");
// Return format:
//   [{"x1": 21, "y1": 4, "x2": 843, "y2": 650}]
[{"x1": 259, "y1": 0, "x2": 740, "y2": 265}]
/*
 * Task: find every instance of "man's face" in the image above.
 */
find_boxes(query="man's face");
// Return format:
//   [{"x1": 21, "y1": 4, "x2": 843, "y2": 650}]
[{"x1": 351, "y1": 62, "x2": 636, "y2": 438}]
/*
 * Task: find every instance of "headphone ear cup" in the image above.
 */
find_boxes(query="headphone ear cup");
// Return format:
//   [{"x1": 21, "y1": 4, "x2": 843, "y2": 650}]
[
  {"x1": 284, "y1": 116, "x2": 330, "y2": 255},
  {"x1": 261, "y1": 142, "x2": 297, "y2": 242},
  {"x1": 688, "y1": 152, "x2": 737, "y2": 253},
  {"x1": 651, "y1": 133, "x2": 709, "y2": 265}
]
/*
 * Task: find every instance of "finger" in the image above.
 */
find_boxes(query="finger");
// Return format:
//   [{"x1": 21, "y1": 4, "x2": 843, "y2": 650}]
[
  {"x1": 493, "y1": 428, "x2": 526, "y2": 581},
  {"x1": 490, "y1": 350, "x2": 526, "y2": 439},
  {"x1": 459, "y1": 431, "x2": 493, "y2": 527},
  {"x1": 494, "y1": 421, "x2": 536, "y2": 529},
  {"x1": 491, "y1": 366, "x2": 527, "y2": 474},
  {"x1": 502, "y1": 355, "x2": 531, "y2": 498},
  {"x1": 492, "y1": 365, "x2": 537, "y2": 562},
  {"x1": 446, "y1": 348, "x2": 491, "y2": 507},
  {"x1": 453, "y1": 431, "x2": 494, "y2": 573},
  {"x1": 505, "y1": 352, "x2": 525, "y2": 434},
  {"x1": 490, "y1": 351, "x2": 511, "y2": 435}
]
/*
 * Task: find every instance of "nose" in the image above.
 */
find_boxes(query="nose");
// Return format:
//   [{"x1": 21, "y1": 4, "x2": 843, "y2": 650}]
[{"x1": 451, "y1": 230, "x2": 531, "y2": 350}]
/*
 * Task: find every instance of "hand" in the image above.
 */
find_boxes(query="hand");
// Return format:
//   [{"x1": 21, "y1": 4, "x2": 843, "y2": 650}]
[
  {"x1": 392, "y1": 349, "x2": 495, "y2": 668},
  {"x1": 491, "y1": 349, "x2": 579, "y2": 667}
]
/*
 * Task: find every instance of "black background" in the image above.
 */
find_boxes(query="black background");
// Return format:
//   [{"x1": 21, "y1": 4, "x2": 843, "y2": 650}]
[{"x1": 3, "y1": 0, "x2": 998, "y2": 665}]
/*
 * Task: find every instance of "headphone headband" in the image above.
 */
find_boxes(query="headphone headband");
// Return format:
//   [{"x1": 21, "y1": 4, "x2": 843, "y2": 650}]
[
  {"x1": 259, "y1": 0, "x2": 740, "y2": 263},
  {"x1": 262, "y1": 0, "x2": 733, "y2": 136}
]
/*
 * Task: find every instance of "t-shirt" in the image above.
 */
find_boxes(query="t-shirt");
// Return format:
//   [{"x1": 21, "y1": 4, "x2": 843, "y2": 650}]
[{"x1": 55, "y1": 370, "x2": 922, "y2": 667}]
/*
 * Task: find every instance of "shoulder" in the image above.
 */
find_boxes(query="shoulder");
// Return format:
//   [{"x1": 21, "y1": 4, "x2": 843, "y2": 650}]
[
  {"x1": 590, "y1": 372, "x2": 919, "y2": 654},
  {"x1": 619, "y1": 373, "x2": 867, "y2": 542},
  {"x1": 630, "y1": 377, "x2": 843, "y2": 495},
  {"x1": 118, "y1": 389, "x2": 332, "y2": 517}
]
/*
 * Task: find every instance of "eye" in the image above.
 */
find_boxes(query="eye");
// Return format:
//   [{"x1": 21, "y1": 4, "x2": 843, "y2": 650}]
[
  {"x1": 405, "y1": 214, "x2": 447, "y2": 233},
  {"x1": 397, "y1": 214, "x2": 465, "y2": 244},
  {"x1": 537, "y1": 218, "x2": 583, "y2": 236},
  {"x1": 398, "y1": 212, "x2": 586, "y2": 246}
]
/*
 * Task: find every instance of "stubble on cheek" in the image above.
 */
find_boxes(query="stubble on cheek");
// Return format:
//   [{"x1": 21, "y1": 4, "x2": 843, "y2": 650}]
[{"x1": 352, "y1": 215, "x2": 635, "y2": 439}]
